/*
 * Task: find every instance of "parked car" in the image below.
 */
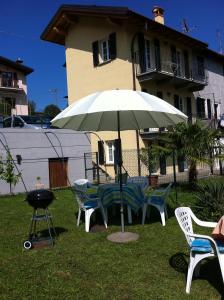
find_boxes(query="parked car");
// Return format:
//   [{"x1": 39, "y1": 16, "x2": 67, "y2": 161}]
[{"x1": 3, "y1": 115, "x2": 52, "y2": 129}]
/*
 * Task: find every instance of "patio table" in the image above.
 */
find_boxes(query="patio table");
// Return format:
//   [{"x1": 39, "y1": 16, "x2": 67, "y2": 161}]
[{"x1": 98, "y1": 182, "x2": 145, "y2": 212}]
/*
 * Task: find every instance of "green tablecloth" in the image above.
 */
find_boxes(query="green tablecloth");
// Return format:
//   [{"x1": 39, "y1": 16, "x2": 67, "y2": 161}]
[{"x1": 98, "y1": 183, "x2": 145, "y2": 212}]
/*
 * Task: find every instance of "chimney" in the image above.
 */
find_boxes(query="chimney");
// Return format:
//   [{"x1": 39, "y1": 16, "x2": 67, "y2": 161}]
[
  {"x1": 16, "y1": 58, "x2": 23, "y2": 64},
  {"x1": 152, "y1": 6, "x2": 164, "y2": 25}
]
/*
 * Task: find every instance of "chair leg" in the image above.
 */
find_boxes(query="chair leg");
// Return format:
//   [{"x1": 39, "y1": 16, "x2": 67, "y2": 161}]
[
  {"x1": 217, "y1": 254, "x2": 224, "y2": 283},
  {"x1": 100, "y1": 206, "x2": 108, "y2": 229},
  {"x1": 186, "y1": 253, "x2": 206, "y2": 294},
  {"x1": 104, "y1": 208, "x2": 108, "y2": 223},
  {"x1": 142, "y1": 203, "x2": 147, "y2": 225},
  {"x1": 165, "y1": 203, "x2": 168, "y2": 219},
  {"x1": 159, "y1": 207, "x2": 166, "y2": 226},
  {"x1": 186, "y1": 254, "x2": 195, "y2": 294},
  {"x1": 85, "y1": 209, "x2": 94, "y2": 232},
  {"x1": 127, "y1": 206, "x2": 132, "y2": 224},
  {"x1": 77, "y1": 209, "x2": 81, "y2": 226}
]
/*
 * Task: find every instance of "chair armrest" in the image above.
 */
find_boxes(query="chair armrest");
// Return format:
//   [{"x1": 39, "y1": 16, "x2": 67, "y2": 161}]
[{"x1": 191, "y1": 212, "x2": 217, "y2": 228}]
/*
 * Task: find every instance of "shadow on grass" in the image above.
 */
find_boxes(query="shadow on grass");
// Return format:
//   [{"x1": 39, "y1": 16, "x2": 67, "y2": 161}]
[
  {"x1": 39, "y1": 227, "x2": 67, "y2": 237},
  {"x1": 170, "y1": 252, "x2": 224, "y2": 297}
]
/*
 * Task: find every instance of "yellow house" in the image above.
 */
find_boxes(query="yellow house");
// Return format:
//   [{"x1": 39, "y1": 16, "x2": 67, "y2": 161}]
[{"x1": 41, "y1": 5, "x2": 210, "y2": 177}]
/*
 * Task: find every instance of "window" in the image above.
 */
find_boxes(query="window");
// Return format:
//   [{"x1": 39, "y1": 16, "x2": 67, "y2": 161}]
[
  {"x1": 92, "y1": 32, "x2": 117, "y2": 67},
  {"x1": 3, "y1": 118, "x2": 12, "y2": 128},
  {"x1": 170, "y1": 46, "x2": 181, "y2": 76},
  {"x1": 196, "y1": 97, "x2": 206, "y2": 119},
  {"x1": 13, "y1": 117, "x2": 24, "y2": 127},
  {"x1": 145, "y1": 39, "x2": 151, "y2": 70},
  {"x1": 197, "y1": 56, "x2": 205, "y2": 77},
  {"x1": 106, "y1": 140, "x2": 115, "y2": 164},
  {"x1": 2, "y1": 72, "x2": 13, "y2": 87},
  {"x1": 174, "y1": 95, "x2": 183, "y2": 112},
  {"x1": 100, "y1": 39, "x2": 110, "y2": 63}
]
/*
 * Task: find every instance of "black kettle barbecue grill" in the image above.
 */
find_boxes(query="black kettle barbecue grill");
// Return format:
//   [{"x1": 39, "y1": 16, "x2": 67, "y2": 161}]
[{"x1": 23, "y1": 189, "x2": 56, "y2": 250}]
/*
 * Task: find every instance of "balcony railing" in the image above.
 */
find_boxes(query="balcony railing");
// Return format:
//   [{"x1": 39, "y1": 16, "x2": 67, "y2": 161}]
[
  {"x1": 0, "y1": 79, "x2": 19, "y2": 89},
  {"x1": 135, "y1": 51, "x2": 208, "y2": 87}
]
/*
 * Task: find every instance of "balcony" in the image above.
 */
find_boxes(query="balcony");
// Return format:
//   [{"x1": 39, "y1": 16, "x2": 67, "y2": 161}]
[
  {"x1": 135, "y1": 51, "x2": 208, "y2": 92},
  {"x1": 0, "y1": 78, "x2": 22, "y2": 93}
]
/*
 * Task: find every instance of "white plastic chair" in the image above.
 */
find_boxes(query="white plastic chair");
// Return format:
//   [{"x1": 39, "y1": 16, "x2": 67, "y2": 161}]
[
  {"x1": 142, "y1": 182, "x2": 172, "y2": 226},
  {"x1": 175, "y1": 207, "x2": 224, "y2": 294},
  {"x1": 73, "y1": 180, "x2": 107, "y2": 232}
]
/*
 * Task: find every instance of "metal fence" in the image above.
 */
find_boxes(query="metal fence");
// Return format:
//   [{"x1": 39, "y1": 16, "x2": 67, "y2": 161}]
[{"x1": 121, "y1": 148, "x2": 224, "y2": 185}]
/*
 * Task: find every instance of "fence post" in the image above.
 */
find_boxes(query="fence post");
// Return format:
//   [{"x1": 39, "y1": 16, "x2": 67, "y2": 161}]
[
  {"x1": 96, "y1": 152, "x2": 100, "y2": 184},
  {"x1": 172, "y1": 150, "x2": 177, "y2": 201},
  {"x1": 136, "y1": 130, "x2": 141, "y2": 176},
  {"x1": 84, "y1": 153, "x2": 87, "y2": 179},
  {"x1": 219, "y1": 145, "x2": 223, "y2": 176}
]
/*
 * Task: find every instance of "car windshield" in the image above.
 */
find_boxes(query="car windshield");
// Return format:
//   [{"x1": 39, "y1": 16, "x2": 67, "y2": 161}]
[{"x1": 21, "y1": 116, "x2": 51, "y2": 125}]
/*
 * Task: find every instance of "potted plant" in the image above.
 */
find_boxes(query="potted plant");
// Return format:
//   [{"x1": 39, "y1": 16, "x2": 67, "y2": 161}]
[
  {"x1": 140, "y1": 146, "x2": 158, "y2": 187},
  {"x1": 35, "y1": 176, "x2": 45, "y2": 189}
]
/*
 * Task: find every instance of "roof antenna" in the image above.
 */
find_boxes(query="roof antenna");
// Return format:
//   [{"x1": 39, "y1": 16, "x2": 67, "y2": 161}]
[
  {"x1": 181, "y1": 19, "x2": 197, "y2": 34},
  {"x1": 216, "y1": 29, "x2": 224, "y2": 54}
]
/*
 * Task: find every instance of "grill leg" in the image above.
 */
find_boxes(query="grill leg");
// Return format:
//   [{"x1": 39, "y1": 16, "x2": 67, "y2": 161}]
[
  {"x1": 28, "y1": 209, "x2": 36, "y2": 239},
  {"x1": 45, "y1": 208, "x2": 55, "y2": 245}
]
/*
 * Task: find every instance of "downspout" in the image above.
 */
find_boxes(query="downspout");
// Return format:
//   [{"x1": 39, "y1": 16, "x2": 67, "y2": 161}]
[{"x1": 131, "y1": 32, "x2": 141, "y2": 176}]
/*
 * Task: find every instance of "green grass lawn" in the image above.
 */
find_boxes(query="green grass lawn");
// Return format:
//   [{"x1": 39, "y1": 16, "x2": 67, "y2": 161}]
[{"x1": 0, "y1": 188, "x2": 223, "y2": 299}]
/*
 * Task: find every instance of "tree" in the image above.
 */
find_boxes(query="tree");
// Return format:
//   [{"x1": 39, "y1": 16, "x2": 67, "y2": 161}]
[
  {"x1": 0, "y1": 151, "x2": 21, "y2": 194},
  {"x1": 43, "y1": 104, "x2": 61, "y2": 118},
  {"x1": 160, "y1": 121, "x2": 222, "y2": 184},
  {"x1": 28, "y1": 100, "x2": 36, "y2": 115}
]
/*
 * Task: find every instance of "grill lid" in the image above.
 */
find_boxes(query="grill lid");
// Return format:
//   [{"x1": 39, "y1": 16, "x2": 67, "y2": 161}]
[{"x1": 26, "y1": 189, "x2": 55, "y2": 209}]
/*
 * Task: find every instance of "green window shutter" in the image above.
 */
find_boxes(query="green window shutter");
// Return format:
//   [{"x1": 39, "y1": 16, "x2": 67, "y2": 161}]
[
  {"x1": 174, "y1": 95, "x2": 179, "y2": 109},
  {"x1": 109, "y1": 32, "x2": 117, "y2": 60},
  {"x1": 137, "y1": 32, "x2": 146, "y2": 73},
  {"x1": 92, "y1": 41, "x2": 99, "y2": 67}
]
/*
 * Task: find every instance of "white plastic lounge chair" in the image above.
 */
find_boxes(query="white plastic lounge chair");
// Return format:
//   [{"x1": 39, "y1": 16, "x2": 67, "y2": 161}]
[{"x1": 175, "y1": 207, "x2": 224, "y2": 294}]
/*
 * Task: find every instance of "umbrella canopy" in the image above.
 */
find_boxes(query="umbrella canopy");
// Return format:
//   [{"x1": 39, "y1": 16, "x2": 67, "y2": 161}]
[
  {"x1": 52, "y1": 90, "x2": 187, "y2": 237},
  {"x1": 52, "y1": 90, "x2": 187, "y2": 131}
]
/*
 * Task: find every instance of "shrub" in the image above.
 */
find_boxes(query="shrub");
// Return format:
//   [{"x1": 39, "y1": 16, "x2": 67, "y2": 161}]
[{"x1": 195, "y1": 178, "x2": 224, "y2": 221}]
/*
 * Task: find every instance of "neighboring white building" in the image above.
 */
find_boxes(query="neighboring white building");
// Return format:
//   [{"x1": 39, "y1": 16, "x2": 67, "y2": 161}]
[
  {"x1": 194, "y1": 49, "x2": 224, "y2": 122},
  {"x1": 0, "y1": 128, "x2": 92, "y2": 194},
  {"x1": 0, "y1": 56, "x2": 33, "y2": 116}
]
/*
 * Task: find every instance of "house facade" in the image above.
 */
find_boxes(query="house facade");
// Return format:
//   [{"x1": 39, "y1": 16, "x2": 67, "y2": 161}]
[
  {"x1": 193, "y1": 49, "x2": 224, "y2": 124},
  {"x1": 41, "y1": 5, "x2": 224, "y2": 177},
  {"x1": 0, "y1": 56, "x2": 33, "y2": 116}
]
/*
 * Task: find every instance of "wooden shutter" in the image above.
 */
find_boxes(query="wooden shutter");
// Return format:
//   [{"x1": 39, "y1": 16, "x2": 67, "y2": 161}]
[
  {"x1": 137, "y1": 32, "x2": 146, "y2": 73},
  {"x1": 174, "y1": 95, "x2": 179, "y2": 109},
  {"x1": 207, "y1": 99, "x2": 211, "y2": 119},
  {"x1": 109, "y1": 32, "x2": 117, "y2": 60},
  {"x1": 197, "y1": 97, "x2": 205, "y2": 118},
  {"x1": 177, "y1": 156, "x2": 185, "y2": 172},
  {"x1": 92, "y1": 41, "x2": 99, "y2": 67},
  {"x1": 159, "y1": 155, "x2": 166, "y2": 175}
]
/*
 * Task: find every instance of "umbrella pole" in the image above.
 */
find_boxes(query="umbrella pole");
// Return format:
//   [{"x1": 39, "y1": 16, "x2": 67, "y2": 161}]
[{"x1": 117, "y1": 111, "x2": 125, "y2": 233}]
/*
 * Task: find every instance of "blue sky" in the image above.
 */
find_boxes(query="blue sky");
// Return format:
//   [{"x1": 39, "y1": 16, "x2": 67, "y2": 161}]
[{"x1": 0, "y1": 0, "x2": 224, "y2": 111}]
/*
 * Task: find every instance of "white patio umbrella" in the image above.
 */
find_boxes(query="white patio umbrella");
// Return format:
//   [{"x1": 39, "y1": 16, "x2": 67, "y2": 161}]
[{"x1": 52, "y1": 90, "x2": 187, "y2": 241}]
